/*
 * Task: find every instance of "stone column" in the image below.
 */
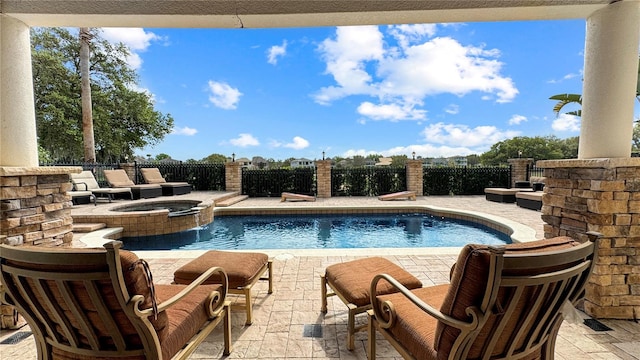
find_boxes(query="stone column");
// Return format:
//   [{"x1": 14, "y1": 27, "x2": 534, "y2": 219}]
[
  {"x1": 507, "y1": 158, "x2": 533, "y2": 188},
  {"x1": 538, "y1": 158, "x2": 640, "y2": 320},
  {"x1": 119, "y1": 163, "x2": 137, "y2": 183},
  {"x1": 580, "y1": 1, "x2": 640, "y2": 158},
  {"x1": 225, "y1": 161, "x2": 242, "y2": 193},
  {"x1": 315, "y1": 160, "x2": 332, "y2": 198},
  {"x1": 406, "y1": 160, "x2": 423, "y2": 196},
  {"x1": 0, "y1": 16, "x2": 39, "y2": 167}
]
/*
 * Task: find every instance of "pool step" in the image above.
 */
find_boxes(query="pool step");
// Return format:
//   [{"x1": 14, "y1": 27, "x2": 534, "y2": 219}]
[
  {"x1": 215, "y1": 195, "x2": 249, "y2": 207},
  {"x1": 73, "y1": 223, "x2": 107, "y2": 233}
]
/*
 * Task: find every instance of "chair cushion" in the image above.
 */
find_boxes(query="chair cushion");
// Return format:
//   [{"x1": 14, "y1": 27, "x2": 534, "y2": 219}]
[
  {"x1": 325, "y1": 257, "x2": 422, "y2": 307},
  {"x1": 434, "y1": 237, "x2": 580, "y2": 359},
  {"x1": 377, "y1": 285, "x2": 449, "y2": 360},
  {"x1": 174, "y1": 250, "x2": 268, "y2": 289},
  {"x1": 104, "y1": 169, "x2": 135, "y2": 187},
  {"x1": 71, "y1": 170, "x2": 101, "y2": 190},
  {"x1": 155, "y1": 283, "x2": 225, "y2": 360},
  {"x1": 141, "y1": 168, "x2": 167, "y2": 184}
]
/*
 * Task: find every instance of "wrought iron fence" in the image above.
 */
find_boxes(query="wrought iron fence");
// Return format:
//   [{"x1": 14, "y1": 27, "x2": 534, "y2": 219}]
[
  {"x1": 135, "y1": 162, "x2": 225, "y2": 191},
  {"x1": 40, "y1": 161, "x2": 121, "y2": 187},
  {"x1": 526, "y1": 164, "x2": 545, "y2": 180},
  {"x1": 242, "y1": 168, "x2": 315, "y2": 197},
  {"x1": 423, "y1": 166, "x2": 511, "y2": 195},
  {"x1": 331, "y1": 167, "x2": 406, "y2": 196}
]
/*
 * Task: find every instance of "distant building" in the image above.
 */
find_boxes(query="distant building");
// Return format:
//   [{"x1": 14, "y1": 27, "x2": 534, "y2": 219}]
[
  {"x1": 364, "y1": 158, "x2": 377, "y2": 167},
  {"x1": 375, "y1": 157, "x2": 392, "y2": 166},
  {"x1": 422, "y1": 156, "x2": 468, "y2": 167},
  {"x1": 236, "y1": 157, "x2": 253, "y2": 168},
  {"x1": 291, "y1": 158, "x2": 315, "y2": 168}
]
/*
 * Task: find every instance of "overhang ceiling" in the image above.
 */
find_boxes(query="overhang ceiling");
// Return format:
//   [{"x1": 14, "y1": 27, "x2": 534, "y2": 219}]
[{"x1": 1, "y1": 0, "x2": 614, "y2": 28}]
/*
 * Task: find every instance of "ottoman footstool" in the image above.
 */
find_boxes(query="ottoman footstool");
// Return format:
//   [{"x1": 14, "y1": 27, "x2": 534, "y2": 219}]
[
  {"x1": 174, "y1": 250, "x2": 273, "y2": 325},
  {"x1": 321, "y1": 257, "x2": 422, "y2": 350}
]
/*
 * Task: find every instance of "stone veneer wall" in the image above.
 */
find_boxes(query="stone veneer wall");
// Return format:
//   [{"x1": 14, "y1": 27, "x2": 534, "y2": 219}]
[
  {"x1": 537, "y1": 158, "x2": 640, "y2": 320},
  {"x1": 315, "y1": 160, "x2": 331, "y2": 198},
  {"x1": 225, "y1": 162, "x2": 242, "y2": 193},
  {"x1": 0, "y1": 166, "x2": 80, "y2": 246},
  {"x1": 508, "y1": 158, "x2": 534, "y2": 188},
  {"x1": 406, "y1": 159, "x2": 423, "y2": 196}
]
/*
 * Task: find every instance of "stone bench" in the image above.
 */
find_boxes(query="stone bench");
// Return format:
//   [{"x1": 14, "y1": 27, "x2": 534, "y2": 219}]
[{"x1": 516, "y1": 191, "x2": 543, "y2": 211}]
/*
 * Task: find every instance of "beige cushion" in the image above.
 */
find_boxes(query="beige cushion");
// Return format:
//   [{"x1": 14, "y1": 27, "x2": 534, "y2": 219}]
[
  {"x1": 141, "y1": 168, "x2": 167, "y2": 184},
  {"x1": 104, "y1": 169, "x2": 135, "y2": 187},
  {"x1": 70, "y1": 170, "x2": 101, "y2": 190},
  {"x1": 174, "y1": 250, "x2": 268, "y2": 289}
]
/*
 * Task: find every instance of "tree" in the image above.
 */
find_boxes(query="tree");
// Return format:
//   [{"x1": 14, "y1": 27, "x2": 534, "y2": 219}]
[
  {"x1": 479, "y1": 136, "x2": 569, "y2": 165},
  {"x1": 31, "y1": 27, "x2": 173, "y2": 162},
  {"x1": 390, "y1": 155, "x2": 408, "y2": 167},
  {"x1": 79, "y1": 27, "x2": 96, "y2": 163},
  {"x1": 200, "y1": 153, "x2": 228, "y2": 163}
]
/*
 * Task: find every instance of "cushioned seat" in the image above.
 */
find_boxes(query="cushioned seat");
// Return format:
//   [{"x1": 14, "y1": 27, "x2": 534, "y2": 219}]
[
  {"x1": 140, "y1": 168, "x2": 192, "y2": 196},
  {"x1": 71, "y1": 170, "x2": 133, "y2": 203},
  {"x1": 174, "y1": 250, "x2": 273, "y2": 325},
  {"x1": 104, "y1": 169, "x2": 162, "y2": 199},
  {"x1": 516, "y1": 191, "x2": 543, "y2": 211},
  {"x1": 321, "y1": 257, "x2": 422, "y2": 350},
  {"x1": 368, "y1": 235, "x2": 601, "y2": 360}
]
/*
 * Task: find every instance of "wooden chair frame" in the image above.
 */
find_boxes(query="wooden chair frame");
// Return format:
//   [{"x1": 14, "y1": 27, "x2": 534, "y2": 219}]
[
  {"x1": 367, "y1": 233, "x2": 600, "y2": 360},
  {"x1": 228, "y1": 259, "x2": 273, "y2": 325},
  {"x1": 0, "y1": 241, "x2": 231, "y2": 360}
]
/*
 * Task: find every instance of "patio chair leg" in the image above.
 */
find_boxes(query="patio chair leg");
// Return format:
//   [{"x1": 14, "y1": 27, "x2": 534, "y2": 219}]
[
  {"x1": 367, "y1": 310, "x2": 376, "y2": 360},
  {"x1": 347, "y1": 304, "x2": 356, "y2": 351},
  {"x1": 223, "y1": 303, "x2": 232, "y2": 355},
  {"x1": 244, "y1": 287, "x2": 253, "y2": 325},
  {"x1": 267, "y1": 260, "x2": 273, "y2": 294},
  {"x1": 320, "y1": 274, "x2": 328, "y2": 313}
]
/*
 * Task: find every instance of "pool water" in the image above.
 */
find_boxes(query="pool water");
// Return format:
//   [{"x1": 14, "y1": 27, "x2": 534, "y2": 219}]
[{"x1": 122, "y1": 213, "x2": 511, "y2": 251}]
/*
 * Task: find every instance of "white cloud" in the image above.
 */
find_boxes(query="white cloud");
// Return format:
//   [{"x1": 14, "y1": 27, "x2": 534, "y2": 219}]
[
  {"x1": 422, "y1": 122, "x2": 520, "y2": 147},
  {"x1": 171, "y1": 126, "x2": 197, "y2": 136},
  {"x1": 313, "y1": 26, "x2": 518, "y2": 122},
  {"x1": 207, "y1": 81, "x2": 242, "y2": 109},
  {"x1": 547, "y1": 71, "x2": 581, "y2": 84},
  {"x1": 267, "y1": 41, "x2": 287, "y2": 65},
  {"x1": 552, "y1": 113, "x2": 581, "y2": 132},
  {"x1": 284, "y1": 136, "x2": 310, "y2": 150},
  {"x1": 100, "y1": 28, "x2": 164, "y2": 69},
  {"x1": 357, "y1": 101, "x2": 426, "y2": 121},
  {"x1": 229, "y1": 133, "x2": 260, "y2": 147},
  {"x1": 508, "y1": 114, "x2": 527, "y2": 125},
  {"x1": 444, "y1": 104, "x2": 459, "y2": 115}
]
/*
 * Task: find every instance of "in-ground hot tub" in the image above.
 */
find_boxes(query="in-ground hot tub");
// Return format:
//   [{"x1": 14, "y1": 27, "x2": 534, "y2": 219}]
[{"x1": 72, "y1": 199, "x2": 215, "y2": 238}]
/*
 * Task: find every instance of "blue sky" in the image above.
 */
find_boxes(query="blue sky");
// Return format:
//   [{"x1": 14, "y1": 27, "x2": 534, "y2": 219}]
[{"x1": 99, "y1": 19, "x2": 587, "y2": 161}]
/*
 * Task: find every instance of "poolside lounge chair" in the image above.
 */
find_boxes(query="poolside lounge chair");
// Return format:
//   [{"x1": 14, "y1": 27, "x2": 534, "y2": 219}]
[
  {"x1": 140, "y1": 167, "x2": 192, "y2": 196},
  {"x1": 281, "y1": 192, "x2": 316, "y2": 202},
  {"x1": 367, "y1": 233, "x2": 601, "y2": 360},
  {"x1": 70, "y1": 170, "x2": 133, "y2": 203},
  {"x1": 378, "y1": 191, "x2": 416, "y2": 201},
  {"x1": 0, "y1": 241, "x2": 232, "y2": 359},
  {"x1": 104, "y1": 169, "x2": 162, "y2": 199}
]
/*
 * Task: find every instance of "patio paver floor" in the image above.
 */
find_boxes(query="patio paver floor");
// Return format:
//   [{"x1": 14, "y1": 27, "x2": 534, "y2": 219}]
[{"x1": 1, "y1": 195, "x2": 638, "y2": 359}]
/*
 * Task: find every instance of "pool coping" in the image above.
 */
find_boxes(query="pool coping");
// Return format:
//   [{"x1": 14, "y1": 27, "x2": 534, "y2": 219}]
[{"x1": 79, "y1": 203, "x2": 537, "y2": 258}]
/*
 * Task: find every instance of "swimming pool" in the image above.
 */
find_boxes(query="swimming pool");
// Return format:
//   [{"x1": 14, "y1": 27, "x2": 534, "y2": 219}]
[{"x1": 122, "y1": 213, "x2": 511, "y2": 251}]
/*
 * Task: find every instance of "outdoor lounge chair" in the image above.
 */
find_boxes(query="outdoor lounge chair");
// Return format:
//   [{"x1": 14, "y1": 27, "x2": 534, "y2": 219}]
[
  {"x1": 0, "y1": 241, "x2": 231, "y2": 359},
  {"x1": 140, "y1": 167, "x2": 192, "y2": 196},
  {"x1": 70, "y1": 170, "x2": 133, "y2": 203},
  {"x1": 104, "y1": 169, "x2": 162, "y2": 199},
  {"x1": 367, "y1": 233, "x2": 601, "y2": 360}
]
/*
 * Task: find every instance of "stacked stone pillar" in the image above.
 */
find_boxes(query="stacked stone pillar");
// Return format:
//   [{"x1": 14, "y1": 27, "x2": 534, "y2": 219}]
[
  {"x1": 507, "y1": 158, "x2": 533, "y2": 188},
  {"x1": 224, "y1": 161, "x2": 242, "y2": 193},
  {"x1": 406, "y1": 159, "x2": 423, "y2": 196},
  {"x1": 538, "y1": 158, "x2": 640, "y2": 319},
  {"x1": 315, "y1": 160, "x2": 332, "y2": 198}
]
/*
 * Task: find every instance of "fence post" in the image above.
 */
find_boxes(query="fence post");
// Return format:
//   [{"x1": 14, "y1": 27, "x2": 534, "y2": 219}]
[
  {"x1": 406, "y1": 159, "x2": 423, "y2": 196},
  {"x1": 507, "y1": 158, "x2": 533, "y2": 188},
  {"x1": 225, "y1": 161, "x2": 242, "y2": 193},
  {"x1": 316, "y1": 160, "x2": 332, "y2": 198}
]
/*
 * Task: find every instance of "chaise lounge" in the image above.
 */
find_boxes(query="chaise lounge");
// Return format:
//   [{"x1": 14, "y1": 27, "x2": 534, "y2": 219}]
[
  {"x1": 70, "y1": 170, "x2": 133, "y2": 203},
  {"x1": 367, "y1": 233, "x2": 601, "y2": 360},
  {"x1": 104, "y1": 169, "x2": 162, "y2": 199},
  {"x1": 140, "y1": 167, "x2": 192, "y2": 196},
  {"x1": 0, "y1": 241, "x2": 232, "y2": 359}
]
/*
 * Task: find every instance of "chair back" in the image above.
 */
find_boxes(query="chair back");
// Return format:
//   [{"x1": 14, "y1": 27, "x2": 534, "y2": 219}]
[
  {"x1": 435, "y1": 236, "x2": 599, "y2": 360},
  {"x1": 104, "y1": 169, "x2": 136, "y2": 187},
  {"x1": 140, "y1": 168, "x2": 167, "y2": 184},
  {"x1": 0, "y1": 242, "x2": 166, "y2": 359},
  {"x1": 70, "y1": 170, "x2": 101, "y2": 190}
]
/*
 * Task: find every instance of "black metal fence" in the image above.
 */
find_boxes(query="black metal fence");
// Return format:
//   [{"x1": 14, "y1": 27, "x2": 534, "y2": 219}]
[
  {"x1": 242, "y1": 168, "x2": 315, "y2": 197},
  {"x1": 40, "y1": 161, "x2": 121, "y2": 187},
  {"x1": 423, "y1": 166, "x2": 511, "y2": 195},
  {"x1": 136, "y1": 163, "x2": 225, "y2": 191},
  {"x1": 526, "y1": 164, "x2": 545, "y2": 180},
  {"x1": 331, "y1": 167, "x2": 406, "y2": 196}
]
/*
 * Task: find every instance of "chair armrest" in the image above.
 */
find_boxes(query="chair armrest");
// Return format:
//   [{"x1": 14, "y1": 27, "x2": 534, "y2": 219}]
[
  {"x1": 132, "y1": 266, "x2": 229, "y2": 319},
  {"x1": 370, "y1": 273, "x2": 480, "y2": 332},
  {"x1": 74, "y1": 182, "x2": 89, "y2": 191}
]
